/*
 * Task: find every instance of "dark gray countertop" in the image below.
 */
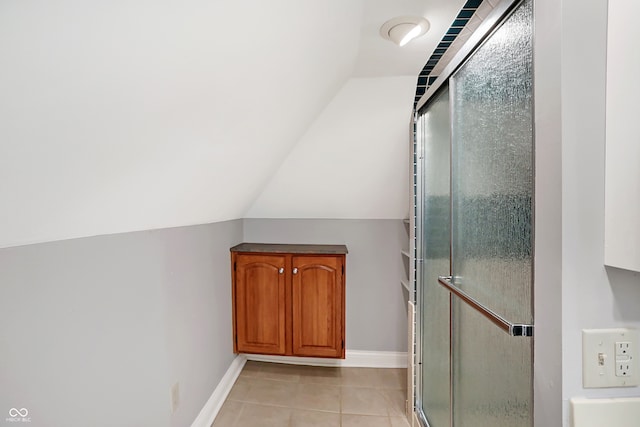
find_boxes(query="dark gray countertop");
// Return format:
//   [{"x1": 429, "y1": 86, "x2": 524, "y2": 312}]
[{"x1": 230, "y1": 243, "x2": 348, "y2": 254}]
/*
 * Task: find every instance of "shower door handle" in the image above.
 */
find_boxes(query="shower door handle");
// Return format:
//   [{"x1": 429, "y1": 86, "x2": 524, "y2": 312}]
[{"x1": 437, "y1": 276, "x2": 534, "y2": 337}]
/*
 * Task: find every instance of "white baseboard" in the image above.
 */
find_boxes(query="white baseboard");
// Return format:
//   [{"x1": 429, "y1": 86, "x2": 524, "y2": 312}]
[
  {"x1": 412, "y1": 410, "x2": 420, "y2": 427},
  {"x1": 190, "y1": 354, "x2": 247, "y2": 427},
  {"x1": 245, "y1": 350, "x2": 407, "y2": 368}
]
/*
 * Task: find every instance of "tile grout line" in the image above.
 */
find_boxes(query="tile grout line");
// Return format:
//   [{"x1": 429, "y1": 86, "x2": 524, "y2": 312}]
[
  {"x1": 229, "y1": 401, "x2": 244, "y2": 427},
  {"x1": 339, "y1": 380, "x2": 343, "y2": 427},
  {"x1": 222, "y1": 363, "x2": 408, "y2": 426}
]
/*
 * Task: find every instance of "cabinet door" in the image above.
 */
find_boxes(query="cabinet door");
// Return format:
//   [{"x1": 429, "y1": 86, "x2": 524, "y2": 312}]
[
  {"x1": 292, "y1": 256, "x2": 344, "y2": 358},
  {"x1": 234, "y1": 254, "x2": 286, "y2": 355}
]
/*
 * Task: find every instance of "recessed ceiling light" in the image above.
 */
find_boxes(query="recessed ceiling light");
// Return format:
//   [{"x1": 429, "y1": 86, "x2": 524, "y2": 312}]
[{"x1": 380, "y1": 16, "x2": 431, "y2": 47}]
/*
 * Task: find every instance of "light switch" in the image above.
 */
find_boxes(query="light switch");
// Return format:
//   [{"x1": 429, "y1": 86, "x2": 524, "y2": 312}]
[{"x1": 583, "y1": 328, "x2": 639, "y2": 388}]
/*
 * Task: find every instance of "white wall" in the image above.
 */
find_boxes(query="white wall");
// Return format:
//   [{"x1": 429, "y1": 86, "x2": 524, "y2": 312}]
[
  {"x1": 243, "y1": 218, "x2": 409, "y2": 352},
  {"x1": 246, "y1": 76, "x2": 413, "y2": 220},
  {"x1": 0, "y1": 216, "x2": 412, "y2": 427},
  {"x1": 533, "y1": 0, "x2": 563, "y2": 424},
  {"x1": 0, "y1": 220, "x2": 243, "y2": 427},
  {"x1": 0, "y1": 0, "x2": 362, "y2": 249},
  {"x1": 560, "y1": 0, "x2": 640, "y2": 424},
  {"x1": 161, "y1": 222, "x2": 242, "y2": 427}
]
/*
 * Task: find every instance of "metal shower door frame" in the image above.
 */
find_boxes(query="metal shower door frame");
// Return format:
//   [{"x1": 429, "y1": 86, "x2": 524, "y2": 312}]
[{"x1": 413, "y1": 0, "x2": 532, "y2": 425}]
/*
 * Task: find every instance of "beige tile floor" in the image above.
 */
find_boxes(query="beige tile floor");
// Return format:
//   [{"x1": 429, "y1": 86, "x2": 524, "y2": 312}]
[{"x1": 212, "y1": 361, "x2": 411, "y2": 427}]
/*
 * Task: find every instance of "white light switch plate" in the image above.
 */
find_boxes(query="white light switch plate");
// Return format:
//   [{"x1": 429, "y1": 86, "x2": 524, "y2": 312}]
[{"x1": 582, "y1": 328, "x2": 639, "y2": 388}]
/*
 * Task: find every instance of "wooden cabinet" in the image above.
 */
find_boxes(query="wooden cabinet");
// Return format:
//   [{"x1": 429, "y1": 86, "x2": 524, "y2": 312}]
[
  {"x1": 231, "y1": 243, "x2": 347, "y2": 359},
  {"x1": 233, "y1": 254, "x2": 287, "y2": 355},
  {"x1": 292, "y1": 255, "x2": 343, "y2": 358}
]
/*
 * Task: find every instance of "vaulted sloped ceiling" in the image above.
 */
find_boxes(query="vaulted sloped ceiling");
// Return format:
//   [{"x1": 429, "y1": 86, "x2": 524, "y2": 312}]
[
  {"x1": 0, "y1": 0, "x2": 363, "y2": 247},
  {"x1": 0, "y1": 0, "x2": 465, "y2": 248},
  {"x1": 246, "y1": 76, "x2": 416, "y2": 219},
  {"x1": 248, "y1": 0, "x2": 467, "y2": 219}
]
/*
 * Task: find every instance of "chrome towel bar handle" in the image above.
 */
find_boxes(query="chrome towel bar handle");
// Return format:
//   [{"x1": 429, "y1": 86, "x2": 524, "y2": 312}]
[{"x1": 437, "y1": 276, "x2": 533, "y2": 337}]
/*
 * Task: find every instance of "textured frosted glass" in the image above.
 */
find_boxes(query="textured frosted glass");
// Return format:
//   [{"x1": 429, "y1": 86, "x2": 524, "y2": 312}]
[
  {"x1": 450, "y1": 0, "x2": 533, "y2": 323},
  {"x1": 419, "y1": 87, "x2": 451, "y2": 427},
  {"x1": 450, "y1": 0, "x2": 533, "y2": 426},
  {"x1": 453, "y1": 300, "x2": 532, "y2": 427}
]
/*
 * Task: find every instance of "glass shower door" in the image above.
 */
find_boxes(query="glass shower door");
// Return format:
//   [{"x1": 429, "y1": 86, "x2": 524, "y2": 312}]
[
  {"x1": 417, "y1": 1, "x2": 534, "y2": 426},
  {"x1": 448, "y1": 0, "x2": 533, "y2": 425},
  {"x1": 418, "y1": 86, "x2": 451, "y2": 427}
]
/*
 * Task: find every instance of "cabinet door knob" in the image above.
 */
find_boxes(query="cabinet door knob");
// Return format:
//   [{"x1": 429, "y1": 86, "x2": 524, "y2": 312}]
[
  {"x1": 279, "y1": 267, "x2": 284, "y2": 274},
  {"x1": 293, "y1": 268, "x2": 298, "y2": 274}
]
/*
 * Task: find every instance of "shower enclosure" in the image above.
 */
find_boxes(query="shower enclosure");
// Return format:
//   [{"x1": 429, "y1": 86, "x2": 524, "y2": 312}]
[{"x1": 415, "y1": 0, "x2": 534, "y2": 426}]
